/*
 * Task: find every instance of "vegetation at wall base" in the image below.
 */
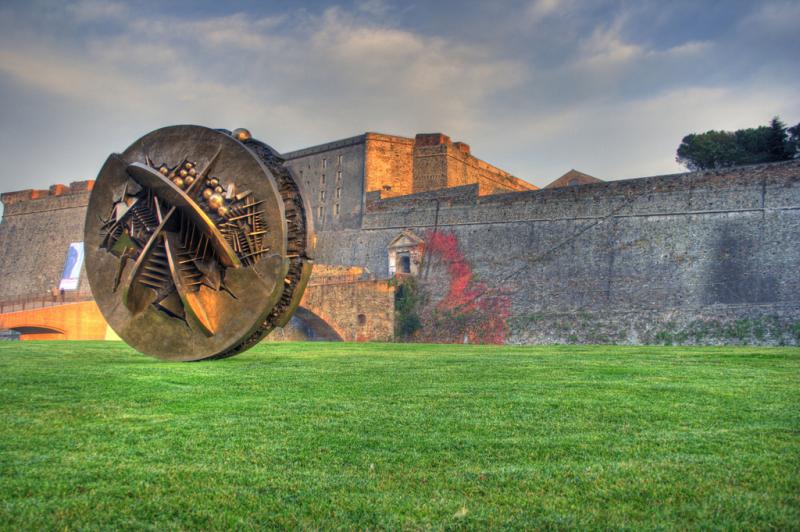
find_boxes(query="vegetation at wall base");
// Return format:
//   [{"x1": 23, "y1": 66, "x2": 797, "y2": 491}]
[
  {"x1": 393, "y1": 276, "x2": 424, "y2": 340},
  {"x1": 1, "y1": 342, "x2": 798, "y2": 529}
]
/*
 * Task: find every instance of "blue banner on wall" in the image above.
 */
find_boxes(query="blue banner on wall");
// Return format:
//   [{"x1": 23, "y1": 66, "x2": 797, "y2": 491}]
[{"x1": 59, "y1": 242, "x2": 84, "y2": 290}]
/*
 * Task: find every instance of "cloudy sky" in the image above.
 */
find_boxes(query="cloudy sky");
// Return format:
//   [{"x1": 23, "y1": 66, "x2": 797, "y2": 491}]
[{"x1": 0, "y1": 0, "x2": 798, "y2": 200}]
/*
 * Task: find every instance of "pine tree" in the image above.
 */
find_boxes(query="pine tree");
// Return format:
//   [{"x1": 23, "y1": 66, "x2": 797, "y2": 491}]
[
  {"x1": 766, "y1": 117, "x2": 790, "y2": 161},
  {"x1": 788, "y1": 122, "x2": 800, "y2": 159}
]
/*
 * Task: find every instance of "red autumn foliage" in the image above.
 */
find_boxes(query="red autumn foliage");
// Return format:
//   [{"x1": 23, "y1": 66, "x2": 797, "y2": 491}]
[{"x1": 422, "y1": 230, "x2": 510, "y2": 344}]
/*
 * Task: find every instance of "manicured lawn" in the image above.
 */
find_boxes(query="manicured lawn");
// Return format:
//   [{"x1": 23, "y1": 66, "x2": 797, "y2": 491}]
[{"x1": 0, "y1": 341, "x2": 798, "y2": 529}]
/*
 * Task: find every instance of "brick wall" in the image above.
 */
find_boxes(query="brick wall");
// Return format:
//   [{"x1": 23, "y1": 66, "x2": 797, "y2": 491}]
[
  {"x1": 284, "y1": 135, "x2": 367, "y2": 231},
  {"x1": 412, "y1": 143, "x2": 450, "y2": 193},
  {"x1": 312, "y1": 160, "x2": 800, "y2": 345},
  {"x1": 5, "y1": 144, "x2": 799, "y2": 346},
  {"x1": 364, "y1": 133, "x2": 415, "y2": 198},
  {"x1": 412, "y1": 133, "x2": 536, "y2": 196},
  {"x1": 300, "y1": 280, "x2": 395, "y2": 342},
  {"x1": 0, "y1": 183, "x2": 93, "y2": 300}
]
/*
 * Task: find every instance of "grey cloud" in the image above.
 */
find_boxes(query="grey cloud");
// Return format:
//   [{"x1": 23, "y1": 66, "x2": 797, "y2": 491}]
[
  {"x1": 0, "y1": 2, "x2": 529, "y2": 193},
  {"x1": 66, "y1": 0, "x2": 128, "y2": 21},
  {"x1": 0, "y1": 0, "x2": 797, "y2": 206}
]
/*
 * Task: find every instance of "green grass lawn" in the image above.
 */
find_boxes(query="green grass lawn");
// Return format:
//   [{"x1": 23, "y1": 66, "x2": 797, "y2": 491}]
[{"x1": 0, "y1": 342, "x2": 798, "y2": 530}]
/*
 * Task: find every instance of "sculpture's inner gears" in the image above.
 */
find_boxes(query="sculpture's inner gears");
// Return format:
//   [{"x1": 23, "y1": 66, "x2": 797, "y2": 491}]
[
  {"x1": 211, "y1": 138, "x2": 313, "y2": 359},
  {"x1": 84, "y1": 125, "x2": 314, "y2": 361}
]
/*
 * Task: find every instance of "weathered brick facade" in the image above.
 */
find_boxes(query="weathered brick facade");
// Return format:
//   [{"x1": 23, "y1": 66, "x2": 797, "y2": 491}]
[
  {"x1": 2, "y1": 133, "x2": 799, "y2": 345},
  {"x1": 313, "y1": 159, "x2": 800, "y2": 345},
  {"x1": 413, "y1": 133, "x2": 535, "y2": 195},
  {"x1": 0, "y1": 182, "x2": 93, "y2": 300},
  {"x1": 300, "y1": 280, "x2": 395, "y2": 342},
  {"x1": 282, "y1": 131, "x2": 536, "y2": 232},
  {"x1": 365, "y1": 133, "x2": 415, "y2": 198}
]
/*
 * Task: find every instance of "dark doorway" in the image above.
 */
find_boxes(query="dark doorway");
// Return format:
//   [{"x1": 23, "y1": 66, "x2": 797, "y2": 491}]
[
  {"x1": 398, "y1": 252, "x2": 411, "y2": 274},
  {"x1": 290, "y1": 307, "x2": 343, "y2": 341}
]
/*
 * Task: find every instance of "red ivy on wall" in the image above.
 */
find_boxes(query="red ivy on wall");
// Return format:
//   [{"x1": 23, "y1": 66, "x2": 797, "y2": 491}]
[{"x1": 422, "y1": 230, "x2": 510, "y2": 344}]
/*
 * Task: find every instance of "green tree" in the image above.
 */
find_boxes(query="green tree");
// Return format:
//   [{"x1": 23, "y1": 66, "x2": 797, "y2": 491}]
[
  {"x1": 734, "y1": 125, "x2": 771, "y2": 164},
  {"x1": 765, "y1": 117, "x2": 793, "y2": 160},
  {"x1": 676, "y1": 130, "x2": 745, "y2": 170},
  {"x1": 676, "y1": 116, "x2": 797, "y2": 171},
  {"x1": 787, "y1": 121, "x2": 800, "y2": 158},
  {"x1": 393, "y1": 276, "x2": 424, "y2": 340}
]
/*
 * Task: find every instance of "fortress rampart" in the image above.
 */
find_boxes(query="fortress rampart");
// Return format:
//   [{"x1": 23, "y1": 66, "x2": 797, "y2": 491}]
[
  {"x1": 1, "y1": 134, "x2": 798, "y2": 345},
  {"x1": 0, "y1": 181, "x2": 93, "y2": 300},
  {"x1": 282, "y1": 131, "x2": 535, "y2": 232},
  {"x1": 313, "y1": 160, "x2": 800, "y2": 344}
]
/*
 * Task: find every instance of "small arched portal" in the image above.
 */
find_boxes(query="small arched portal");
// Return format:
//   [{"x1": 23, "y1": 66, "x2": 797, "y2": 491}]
[
  {"x1": 0, "y1": 301, "x2": 108, "y2": 341},
  {"x1": 280, "y1": 307, "x2": 343, "y2": 341},
  {"x1": 10, "y1": 325, "x2": 65, "y2": 340},
  {"x1": 388, "y1": 230, "x2": 425, "y2": 276}
]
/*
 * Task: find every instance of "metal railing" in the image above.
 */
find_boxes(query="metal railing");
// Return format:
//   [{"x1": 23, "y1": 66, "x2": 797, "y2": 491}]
[
  {"x1": 0, "y1": 273, "x2": 390, "y2": 313},
  {"x1": 0, "y1": 291, "x2": 94, "y2": 314},
  {"x1": 306, "y1": 273, "x2": 377, "y2": 286}
]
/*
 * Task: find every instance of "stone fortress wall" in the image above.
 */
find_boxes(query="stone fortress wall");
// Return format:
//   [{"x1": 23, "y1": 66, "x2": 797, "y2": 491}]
[
  {"x1": 283, "y1": 134, "x2": 368, "y2": 231},
  {"x1": 282, "y1": 132, "x2": 536, "y2": 232},
  {"x1": 1, "y1": 130, "x2": 798, "y2": 345},
  {"x1": 313, "y1": 160, "x2": 800, "y2": 345},
  {"x1": 364, "y1": 134, "x2": 416, "y2": 198},
  {"x1": 0, "y1": 182, "x2": 92, "y2": 300},
  {"x1": 412, "y1": 133, "x2": 536, "y2": 195}
]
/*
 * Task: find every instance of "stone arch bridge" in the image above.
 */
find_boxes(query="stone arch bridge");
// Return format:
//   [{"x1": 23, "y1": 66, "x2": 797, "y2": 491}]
[{"x1": 0, "y1": 279, "x2": 395, "y2": 344}]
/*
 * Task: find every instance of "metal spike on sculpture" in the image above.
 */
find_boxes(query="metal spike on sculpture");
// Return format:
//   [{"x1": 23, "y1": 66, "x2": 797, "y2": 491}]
[{"x1": 85, "y1": 125, "x2": 315, "y2": 361}]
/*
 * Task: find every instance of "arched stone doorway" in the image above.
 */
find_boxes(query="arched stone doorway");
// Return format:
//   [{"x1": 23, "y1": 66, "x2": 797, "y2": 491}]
[{"x1": 271, "y1": 307, "x2": 343, "y2": 341}]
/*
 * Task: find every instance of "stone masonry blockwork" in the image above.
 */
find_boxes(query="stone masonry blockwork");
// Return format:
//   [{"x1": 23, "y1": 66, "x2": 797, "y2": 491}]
[
  {"x1": 2, "y1": 135, "x2": 799, "y2": 345},
  {"x1": 312, "y1": 160, "x2": 800, "y2": 345}
]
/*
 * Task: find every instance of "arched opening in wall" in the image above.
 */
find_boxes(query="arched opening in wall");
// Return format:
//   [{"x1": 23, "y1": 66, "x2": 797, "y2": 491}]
[
  {"x1": 388, "y1": 231, "x2": 424, "y2": 276},
  {"x1": 357, "y1": 313, "x2": 367, "y2": 326},
  {"x1": 283, "y1": 307, "x2": 343, "y2": 341},
  {"x1": 12, "y1": 325, "x2": 65, "y2": 341},
  {"x1": 398, "y1": 253, "x2": 411, "y2": 274}
]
